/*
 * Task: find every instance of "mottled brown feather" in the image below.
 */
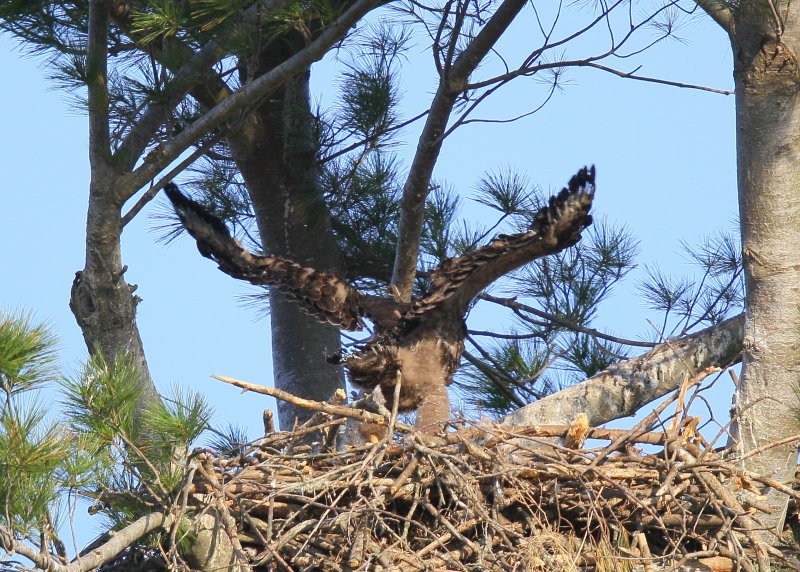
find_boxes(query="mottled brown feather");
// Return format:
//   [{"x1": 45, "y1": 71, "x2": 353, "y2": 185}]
[
  {"x1": 166, "y1": 167, "x2": 595, "y2": 430},
  {"x1": 413, "y1": 166, "x2": 595, "y2": 319},
  {"x1": 165, "y1": 184, "x2": 365, "y2": 331}
]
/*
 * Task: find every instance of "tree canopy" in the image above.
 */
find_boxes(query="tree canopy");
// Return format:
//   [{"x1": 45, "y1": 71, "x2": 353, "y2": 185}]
[{"x1": 10, "y1": 0, "x2": 793, "y2": 569}]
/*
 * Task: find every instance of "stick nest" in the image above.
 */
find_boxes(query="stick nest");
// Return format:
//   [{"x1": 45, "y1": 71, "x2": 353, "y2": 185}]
[{"x1": 178, "y1": 409, "x2": 800, "y2": 572}]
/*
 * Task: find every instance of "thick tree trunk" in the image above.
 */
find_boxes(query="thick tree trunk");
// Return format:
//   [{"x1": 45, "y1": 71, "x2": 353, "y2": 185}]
[
  {"x1": 127, "y1": 27, "x2": 346, "y2": 430},
  {"x1": 693, "y1": 1, "x2": 800, "y2": 533},
  {"x1": 227, "y1": 63, "x2": 345, "y2": 430},
  {"x1": 727, "y1": 8, "x2": 800, "y2": 531}
]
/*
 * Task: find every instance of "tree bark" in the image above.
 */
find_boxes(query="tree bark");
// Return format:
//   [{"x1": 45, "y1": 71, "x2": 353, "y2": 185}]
[
  {"x1": 725, "y1": 2, "x2": 800, "y2": 532},
  {"x1": 227, "y1": 48, "x2": 345, "y2": 430},
  {"x1": 70, "y1": 0, "x2": 160, "y2": 407},
  {"x1": 693, "y1": 0, "x2": 800, "y2": 533},
  {"x1": 107, "y1": 5, "x2": 371, "y2": 431},
  {"x1": 501, "y1": 314, "x2": 743, "y2": 427},
  {"x1": 69, "y1": 180, "x2": 160, "y2": 409}
]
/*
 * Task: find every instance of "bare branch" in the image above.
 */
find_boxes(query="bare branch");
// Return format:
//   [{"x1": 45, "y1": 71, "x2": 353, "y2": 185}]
[
  {"x1": 211, "y1": 374, "x2": 415, "y2": 432},
  {"x1": 390, "y1": 0, "x2": 529, "y2": 301},
  {"x1": 479, "y1": 293, "x2": 656, "y2": 348},
  {"x1": 0, "y1": 513, "x2": 171, "y2": 572},
  {"x1": 120, "y1": 131, "x2": 225, "y2": 226},
  {"x1": 577, "y1": 62, "x2": 733, "y2": 95},
  {"x1": 467, "y1": 329, "x2": 542, "y2": 340},
  {"x1": 465, "y1": 60, "x2": 733, "y2": 95},
  {"x1": 501, "y1": 313, "x2": 743, "y2": 427}
]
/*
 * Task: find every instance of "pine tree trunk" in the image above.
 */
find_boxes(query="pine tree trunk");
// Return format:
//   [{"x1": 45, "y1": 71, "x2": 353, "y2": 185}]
[
  {"x1": 726, "y1": 4, "x2": 800, "y2": 532},
  {"x1": 227, "y1": 63, "x2": 345, "y2": 431},
  {"x1": 69, "y1": 177, "x2": 160, "y2": 408},
  {"x1": 70, "y1": 1, "x2": 160, "y2": 409}
]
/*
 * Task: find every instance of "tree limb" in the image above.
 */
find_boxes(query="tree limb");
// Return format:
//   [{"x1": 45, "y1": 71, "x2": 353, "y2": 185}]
[
  {"x1": 692, "y1": 0, "x2": 734, "y2": 33},
  {"x1": 390, "y1": 0, "x2": 528, "y2": 300},
  {"x1": 112, "y1": 39, "x2": 230, "y2": 180},
  {"x1": 0, "y1": 523, "x2": 63, "y2": 572},
  {"x1": 465, "y1": 60, "x2": 734, "y2": 95},
  {"x1": 479, "y1": 293, "x2": 656, "y2": 348},
  {"x1": 87, "y1": 0, "x2": 111, "y2": 167},
  {"x1": 501, "y1": 313, "x2": 743, "y2": 427},
  {"x1": 0, "y1": 513, "x2": 171, "y2": 572},
  {"x1": 116, "y1": 0, "x2": 383, "y2": 194},
  {"x1": 110, "y1": 0, "x2": 292, "y2": 180},
  {"x1": 211, "y1": 374, "x2": 415, "y2": 432},
  {"x1": 70, "y1": 512, "x2": 172, "y2": 572},
  {"x1": 120, "y1": 131, "x2": 225, "y2": 226}
]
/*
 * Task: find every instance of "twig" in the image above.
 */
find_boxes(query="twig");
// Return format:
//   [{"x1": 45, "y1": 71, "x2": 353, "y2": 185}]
[
  {"x1": 211, "y1": 374, "x2": 414, "y2": 432},
  {"x1": 479, "y1": 293, "x2": 655, "y2": 348}
]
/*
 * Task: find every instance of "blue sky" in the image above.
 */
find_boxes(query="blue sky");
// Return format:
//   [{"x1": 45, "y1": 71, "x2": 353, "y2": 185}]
[{"x1": 1, "y1": 3, "x2": 736, "y2": 549}]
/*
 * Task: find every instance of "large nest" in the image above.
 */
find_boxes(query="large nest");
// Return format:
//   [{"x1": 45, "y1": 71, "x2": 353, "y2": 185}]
[
  {"x1": 92, "y1": 375, "x2": 800, "y2": 572},
  {"x1": 165, "y1": 381, "x2": 800, "y2": 572}
]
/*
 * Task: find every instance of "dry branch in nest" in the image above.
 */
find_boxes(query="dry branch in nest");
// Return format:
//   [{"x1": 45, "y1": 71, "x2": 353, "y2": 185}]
[{"x1": 102, "y1": 373, "x2": 800, "y2": 572}]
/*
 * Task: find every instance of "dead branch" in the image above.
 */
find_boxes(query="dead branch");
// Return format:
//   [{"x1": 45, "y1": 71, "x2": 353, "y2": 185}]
[
  {"x1": 501, "y1": 314, "x2": 743, "y2": 427},
  {"x1": 211, "y1": 374, "x2": 414, "y2": 432}
]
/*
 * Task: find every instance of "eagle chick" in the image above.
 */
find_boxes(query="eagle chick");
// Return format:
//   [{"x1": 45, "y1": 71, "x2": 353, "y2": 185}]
[{"x1": 166, "y1": 167, "x2": 595, "y2": 432}]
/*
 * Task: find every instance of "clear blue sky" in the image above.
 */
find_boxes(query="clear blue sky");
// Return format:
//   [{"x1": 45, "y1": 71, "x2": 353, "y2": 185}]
[{"x1": 0, "y1": 4, "x2": 735, "y2": 549}]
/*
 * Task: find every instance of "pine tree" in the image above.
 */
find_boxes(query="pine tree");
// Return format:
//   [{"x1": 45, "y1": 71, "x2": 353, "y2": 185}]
[
  {"x1": 0, "y1": 0, "x2": 712, "y2": 431},
  {"x1": 0, "y1": 1, "x2": 759, "y2": 567}
]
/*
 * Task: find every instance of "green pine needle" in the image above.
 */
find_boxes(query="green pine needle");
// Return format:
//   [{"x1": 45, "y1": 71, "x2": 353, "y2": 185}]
[
  {"x1": 0, "y1": 310, "x2": 58, "y2": 400},
  {"x1": 60, "y1": 352, "x2": 145, "y2": 443}
]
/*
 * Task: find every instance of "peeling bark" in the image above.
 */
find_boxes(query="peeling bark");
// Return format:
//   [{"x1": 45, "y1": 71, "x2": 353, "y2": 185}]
[
  {"x1": 501, "y1": 314, "x2": 743, "y2": 427},
  {"x1": 694, "y1": 0, "x2": 800, "y2": 533}
]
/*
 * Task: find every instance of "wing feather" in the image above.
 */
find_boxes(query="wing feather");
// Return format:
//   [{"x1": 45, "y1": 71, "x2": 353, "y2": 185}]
[
  {"x1": 413, "y1": 166, "x2": 596, "y2": 318},
  {"x1": 165, "y1": 183, "x2": 366, "y2": 331}
]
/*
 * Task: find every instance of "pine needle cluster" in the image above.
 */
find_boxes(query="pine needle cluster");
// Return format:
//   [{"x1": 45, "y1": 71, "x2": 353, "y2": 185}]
[{"x1": 0, "y1": 311, "x2": 213, "y2": 560}]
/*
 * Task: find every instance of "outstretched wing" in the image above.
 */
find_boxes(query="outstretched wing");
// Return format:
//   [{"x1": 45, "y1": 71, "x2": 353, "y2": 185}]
[
  {"x1": 165, "y1": 183, "x2": 366, "y2": 331},
  {"x1": 413, "y1": 166, "x2": 595, "y2": 318}
]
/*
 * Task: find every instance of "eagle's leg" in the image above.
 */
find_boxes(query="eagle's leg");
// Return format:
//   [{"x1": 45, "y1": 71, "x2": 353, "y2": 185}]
[{"x1": 414, "y1": 380, "x2": 450, "y2": 434}]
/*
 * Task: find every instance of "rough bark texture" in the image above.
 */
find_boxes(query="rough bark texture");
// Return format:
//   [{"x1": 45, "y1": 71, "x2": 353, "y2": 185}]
[
  {"x1": 228, "y1": 50, "x2": 345, "y2": 430},
  {"x1": 70, "y1": 0, "x2": 160, "y2": 408},
  {"x1": 69, "y1": 181, "x2": 160, "y2": 408},
  {"x1": 501, "y1": 314, "x2": 743, "y2": 427},
  {"x1": 726, "y1": 2, "x2": 800, "y2": 531}
]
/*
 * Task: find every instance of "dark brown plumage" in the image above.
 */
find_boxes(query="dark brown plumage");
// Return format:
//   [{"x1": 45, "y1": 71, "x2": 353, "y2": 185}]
[{"x1": 165, "y1": 168, "x2": 595, "y2": 431}]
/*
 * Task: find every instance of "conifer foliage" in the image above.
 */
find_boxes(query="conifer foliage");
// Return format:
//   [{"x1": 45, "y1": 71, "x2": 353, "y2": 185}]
[{"x1": 0, "y1": 0, "x2": 756, "y2": 568}]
